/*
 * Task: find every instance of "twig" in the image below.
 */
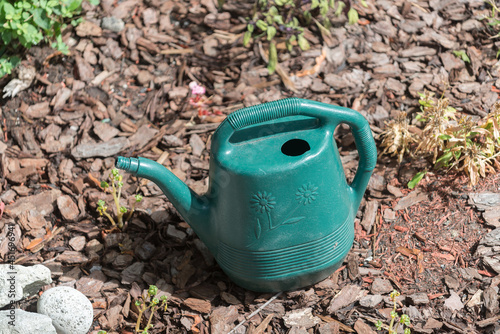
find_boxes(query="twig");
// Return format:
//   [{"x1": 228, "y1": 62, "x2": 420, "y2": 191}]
[
  {"x1": 160, "y1": 48, "x2": 194, "y2": 55},
  {"x1": 228, "y1": 292, "x2": 282, "y2": 334}
]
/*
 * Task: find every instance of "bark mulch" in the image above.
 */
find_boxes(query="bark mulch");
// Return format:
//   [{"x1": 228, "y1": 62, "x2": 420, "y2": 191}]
[{"x1": 1, "y1": 0, "x2": 500, "y2": 333}]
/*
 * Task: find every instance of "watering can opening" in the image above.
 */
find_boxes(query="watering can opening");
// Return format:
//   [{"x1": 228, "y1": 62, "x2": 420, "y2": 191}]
[{"x1": 281, "y1": 138, "x2": 311, "y2": 156}]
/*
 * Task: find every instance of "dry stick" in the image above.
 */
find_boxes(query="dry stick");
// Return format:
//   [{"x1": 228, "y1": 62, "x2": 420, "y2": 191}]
[{"x1": 228, "y1": 292, "x2": 282, "y2": 334}]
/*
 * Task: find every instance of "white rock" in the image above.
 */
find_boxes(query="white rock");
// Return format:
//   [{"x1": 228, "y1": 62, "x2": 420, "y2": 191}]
[
  {"x1": 0, "y1": 264, "x2": 52, "y2": 308},
  {"x1": 37, "y1": 286, "x2": 93, "y2": 334},
  {"x1": 0, "y1": 309, "x2": 57, "y2": 334},
  {"x1": 283, "y1": 308, "x2": 321, "y2": 329}
]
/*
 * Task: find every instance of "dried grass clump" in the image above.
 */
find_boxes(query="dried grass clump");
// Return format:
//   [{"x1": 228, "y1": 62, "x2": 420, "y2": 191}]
[{"x1": 379, "y1": 91, "x2": 500, "y2": 186}]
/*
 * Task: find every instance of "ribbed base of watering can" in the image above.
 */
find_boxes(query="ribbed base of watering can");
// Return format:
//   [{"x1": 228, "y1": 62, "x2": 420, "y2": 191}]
[{"x1": 217, "y1": 212, "x2": 354, "y2": 292}]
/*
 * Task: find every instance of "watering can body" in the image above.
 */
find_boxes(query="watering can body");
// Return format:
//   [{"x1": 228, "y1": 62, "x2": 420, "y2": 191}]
[{"x1": 116, "y1": 98, "x2": 377, "y2": 292}]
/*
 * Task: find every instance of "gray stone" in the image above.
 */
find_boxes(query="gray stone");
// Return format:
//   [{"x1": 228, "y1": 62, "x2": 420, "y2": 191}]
[
  {"x1": 101, "y1": 16, "x2": 125, "y2": 32},
  {"x1": 167, "y1": 224, "x2": 187, "y2": 241},
  {"x1": 402, "y1": 305, "x2": 422, "y2": 321},
  {"x1": 444, "y1": 290, "x2": 464, "y2": 311},
  {"x1": 121, "y1": 262, "x2": 144, "y2": 285},
  {"x1": 163, "y1": 135, "x2": 184, "y2": 147},
  {"x1": 71, "y1": 137, "x2": 129, "y2": 159},
  {"x1": 189, "y1": 134, "x2": 205, "y2": 157},
  {"x1": 37, "y1": 286, "x2": 93, "y2": 334},
  {"x1": 371, "y1": 278, "x2": 393, "y2": 294},
  {"x1": 359, "y1": 294, "x2": 383, "y2": 308},
  {"x1": 444, "y1": 275, "x2": 460, "y2": 291},
  {"x1": 400, "y1": 46, "x2": 437, "y2": 58},
  {"x1": 483, "y1": 209, "x2": 500, "y2": 228},
  {"x1": 469, "y1": 193, "x2": 500, "y2": 210},
  {"x1": 283, "y1": 308, "x2": 321, "y2": 329},
  {"x1": 0, "y1": 309, "x2": 57, "y2": 334},
  {"x1": 194, "y1": 239, "x2": 215, "y2": 266},
  {"x1": 479, "y1": 228, "x2": 500, "y2": 248},
  {"x1": 288, "y1": 327, "x2": 309, "y2": 334},
  {"x1": 135, "y1": 241, "x2": 156, "y2": 261},
  {"x1": 0, "y1": 264, "x2": 52, "y2": 308},
  {"x1": 361, "y1": 200, "x2": 379, "y2": 232},
  {"x1": 407, "y1": 292, "x2": 430, "y2": 305}
]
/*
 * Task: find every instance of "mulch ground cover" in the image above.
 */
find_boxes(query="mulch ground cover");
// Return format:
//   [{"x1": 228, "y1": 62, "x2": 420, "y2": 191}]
[{"x1": 1, "y1": 0, "x2": 500, "y2": 333}]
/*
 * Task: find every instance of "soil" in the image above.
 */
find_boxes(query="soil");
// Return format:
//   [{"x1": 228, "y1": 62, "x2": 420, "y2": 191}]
[{"x1": 1, "y1": 0, "x2": 500, "y2": 333}]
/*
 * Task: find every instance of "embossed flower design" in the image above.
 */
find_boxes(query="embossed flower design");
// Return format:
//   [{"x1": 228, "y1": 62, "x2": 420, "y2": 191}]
[
  {"x1": 251, "y1": 191, "x2": 276, "y2": 213},
  {"x1": 296, "y1": 183, "x2": 318, "y2": 205}
]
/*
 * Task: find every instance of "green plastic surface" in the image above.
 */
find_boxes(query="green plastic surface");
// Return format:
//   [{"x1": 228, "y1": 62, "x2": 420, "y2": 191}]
[{"x1": 116, "y1": 98, "x2": 376, "y2": 292}]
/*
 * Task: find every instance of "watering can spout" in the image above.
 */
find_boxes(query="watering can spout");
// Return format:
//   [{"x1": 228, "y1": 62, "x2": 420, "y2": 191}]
[{"x1": 116, "y1": 156, "x2": 211, "y2": 241}]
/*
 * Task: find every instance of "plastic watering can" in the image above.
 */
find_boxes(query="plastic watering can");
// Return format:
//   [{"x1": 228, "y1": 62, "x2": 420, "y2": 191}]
[{"x1": 116, "y1": 98, "x2": 377, "y2": 292}]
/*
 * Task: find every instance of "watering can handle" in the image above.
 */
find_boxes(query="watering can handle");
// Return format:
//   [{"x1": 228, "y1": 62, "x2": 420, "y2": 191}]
[{"x1": 224, "y1": 97, "x2": 377, "y2": 207}]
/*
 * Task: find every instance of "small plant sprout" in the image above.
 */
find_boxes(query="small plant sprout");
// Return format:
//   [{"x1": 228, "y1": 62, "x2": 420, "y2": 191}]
[
  {"x1": 452, "y1": 50, "x2": 470, "y2": 63},
  {"x1": 375, "y1": 290, "x2": 411, "y2": 334},
  {"x1": 97, "y1": 168, "x2": 143, "y2": 229},
  {"x1": 243, "y1": 0, "x2": 368, "y2": 73},
  {"x1": 134, "y1": 285, "x2": 168, "y2": 333},
  {"x1": 97, "y1": 331, "x2": 107, "y2": 334}
]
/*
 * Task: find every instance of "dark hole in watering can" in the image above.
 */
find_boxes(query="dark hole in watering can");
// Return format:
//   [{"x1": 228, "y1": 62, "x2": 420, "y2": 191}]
[{"x1": 281, "y1": 139, "x2": 310, "y2": 156}]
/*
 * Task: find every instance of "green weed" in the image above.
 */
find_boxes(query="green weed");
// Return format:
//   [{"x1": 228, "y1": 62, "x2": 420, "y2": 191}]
[
  {"x1": 134, "y1": 285, "x2": 168, "y2": 334},
  {"x1": 243, "y1": 0, "x2": 368, "y2": 74},
  {"x1": 98, "y1": 168, "x2": 143, "y2": 229},
  {"x1": 0, "y1": 0, "x2": 99, "y2": 77},
  {"x1": 375, "y1": 290, "x2": 411, "y2": 334}
]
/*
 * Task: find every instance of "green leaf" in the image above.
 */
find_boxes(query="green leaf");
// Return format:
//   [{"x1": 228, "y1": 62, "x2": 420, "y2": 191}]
[
  {"x1": 33, "y1": 8, "x2": 51, "y2": 30},
  {"x1": 435, "y1": 151, "x2": 453, "y2": 168},
  {"x1": 335, "y1": 1, "x2": 345, "y2": 16},
  {"x1": 408, "y1": 171, "x2": 427, "y2": 189},
  {"x1": 67, "y1": 0, "x2": 82, "y2": 12},
  {"x1": 2, "y1": 31, "x2": 12, "y2": 44},
  {"x1": 256, "y1": 19, "x2": 268, "y2": 31},
  {"x1": 347, "y1": 8, "x2": 359, "y2": 24},
  {"x1": 273, "y1": 15, "x2": 283, "y2": 24},
  {"x1": 269, "y1": 6, "x2": 278, "y2": 15},
  {"x1": 243, "y1": 31, "x2": 251, "y2": 46},
  {"x1": 452, "y1": 50, "x2": 470, "y2": 63},
  {"x1": 2, "y1": 2, "x2": 16, "y2": 17},
  {"x1": 311, "y1": 0, "x2": 319, "y2": 9},
  {"x1": 268, "y1": 41, "x2": 277, "y2": 74},
  {"x1": 329, "y1": 0, "x2": 335, "y2": 8},
  {"x1": 438, "y1": 134, "x2": 452, "y2": 140},
  {"x1": 148, "y1": 285, "x2": 158, "y2": 296},
  {"x1": 375, "y1": 320, "x2": 383, "y2": 330},
  {"x1": 88, "y1": 0, "x2": 100, "y2": 5},
  {"x1": 267, "y1": 26, "x2": 276, "y2": 41},
  {"x1": 360, "y1": 0, "x2": 368, "y2": 7},
  {"x1": 297, "y1": 33, "x2": 310, "y2": 50},
  {"x1": 303, "y1": 10, "x2": 312, "y2": 24},
  {"x1": 247, "y1": 23, "x2": 254, "y2": 33}
]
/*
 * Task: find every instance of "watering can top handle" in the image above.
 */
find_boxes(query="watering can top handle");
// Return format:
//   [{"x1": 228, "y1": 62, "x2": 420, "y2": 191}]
[{"x1": 224, "y1": 97, "x2": 376, "y2": 168}]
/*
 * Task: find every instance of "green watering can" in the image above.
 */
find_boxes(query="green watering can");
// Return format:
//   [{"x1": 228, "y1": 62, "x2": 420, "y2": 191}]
[{"x1": 116, "y1": 98, "x2": 377, "y2": 292}]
